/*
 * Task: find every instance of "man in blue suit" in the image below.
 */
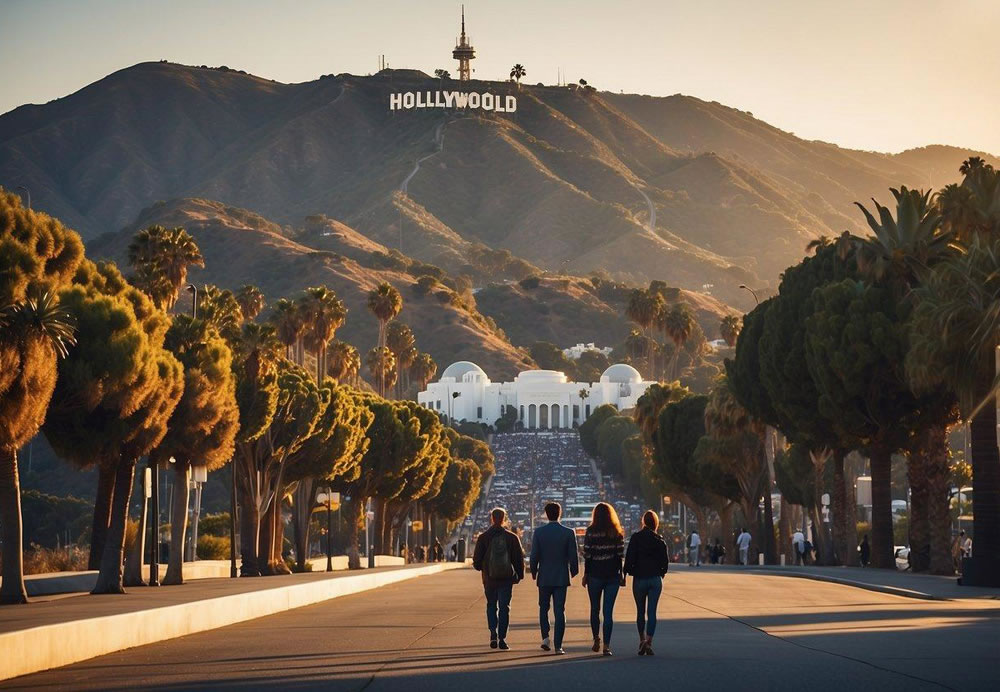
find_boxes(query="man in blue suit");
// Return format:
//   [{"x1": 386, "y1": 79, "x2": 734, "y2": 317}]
[{"x1": 529, "y1": 502, "x2": 579, "y2": 654}]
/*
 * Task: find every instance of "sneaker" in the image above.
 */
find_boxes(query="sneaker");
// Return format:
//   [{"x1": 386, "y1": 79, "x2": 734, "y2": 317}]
[
  {"x1": 638, "y1": 640, "x2": 647, "y2": 656},
  {"x1": 603, "y1": 647, "x2": 613, "y2": 656},
  {"x1": 498, "y1": 639, "x2": 510, "y2": 651},
  {"x1": 591, "y1": 637, "x2": 601, "y2": 653},
  {"x1": 540, "y1": 637, "x2": 551, "y2": 651},
  {"x1": 555, "y1": 648, "x2": 566, "y2": 655},
  {"x1": 490, "y1": 633, "x2": 498, "y2": 649}
]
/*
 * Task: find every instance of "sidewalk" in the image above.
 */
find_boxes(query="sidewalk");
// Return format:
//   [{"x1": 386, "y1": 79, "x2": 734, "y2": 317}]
[
  {"x1": 682, "y1": 563, "x2": 1000, "y2": 600},
  {"x1": 0, "y1": 561, "x2": 468, "y2": 681}
]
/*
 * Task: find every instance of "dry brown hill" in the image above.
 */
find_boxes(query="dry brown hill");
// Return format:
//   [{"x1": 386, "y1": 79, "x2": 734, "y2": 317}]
[
  {"x1": 90, "y1": 198, "x2": 533, "y2": 380},
  {"x1": 3, "y1": 61, "x2": 993, "y2": 313}
]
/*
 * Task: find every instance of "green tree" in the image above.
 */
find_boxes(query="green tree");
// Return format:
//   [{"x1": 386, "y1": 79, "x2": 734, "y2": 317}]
[
  {"x1": 579, "y1": 403, "x2": 617, "y2": 457},
  {"x1": 386, "y1": 322, "x2": 416, "y2": 398},
  {"x1": 0, "y1": 191, "x2": 83, "y2": 604},
  {"x1": 236, "y1": 285, "x2": 266, "y2": 323},
  {"x1": 594, "y1": 415, "x2": 639, "y2": 476},
  {"x1": 155, "y1": 315, "x2": 240, "y2": 585},
  {"x1": 658, "y1": 302, "x2": 696, "y2": 380},
  {"x1": 409, "y1": 351, "x2": 437, "y2": 391},
  {"x1": 367, "y1": 283, "x2": 402, "y2": 396},
  {"x1": 719, "y1": 315, "x2": 740, "y2": 348},
  {"x1": 427, "y1": 457, "x2": 481, "y2": 526}
]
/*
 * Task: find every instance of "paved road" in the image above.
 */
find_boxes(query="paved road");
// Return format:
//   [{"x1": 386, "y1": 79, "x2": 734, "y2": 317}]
[{"x1": 7, "y1": 567, "x2": 999, "y2": 691}]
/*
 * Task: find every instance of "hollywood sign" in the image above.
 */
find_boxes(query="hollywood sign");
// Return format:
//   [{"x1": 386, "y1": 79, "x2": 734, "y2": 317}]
[{"x1": 389, "y1": 91, "x2": 517, "y2": 113}]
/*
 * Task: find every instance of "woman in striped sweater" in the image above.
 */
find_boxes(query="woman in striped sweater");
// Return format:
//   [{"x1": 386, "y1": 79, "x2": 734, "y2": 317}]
[{"x1": 582, "y1": 502, "x2": 626, "y2": 656}]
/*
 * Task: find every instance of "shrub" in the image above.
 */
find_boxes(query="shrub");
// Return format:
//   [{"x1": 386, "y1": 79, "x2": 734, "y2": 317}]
[
  {"x1": 197, "y1": 534, "x2": 230, "y2": 560},
  {"x1": 199, "y1": 512, "x2": 231, "y2": 537},
  {"x1": 519, "y1": 275, "x2": 541, "y2": 290}
]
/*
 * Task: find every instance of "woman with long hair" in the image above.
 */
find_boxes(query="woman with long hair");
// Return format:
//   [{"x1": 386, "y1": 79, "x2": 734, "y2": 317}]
[
  {"x1": 623, "y1": 509, "x2": 670, "y2": 656},
  {"x1": 582, "y1": 502, "x2": 625, "y2": 655}
]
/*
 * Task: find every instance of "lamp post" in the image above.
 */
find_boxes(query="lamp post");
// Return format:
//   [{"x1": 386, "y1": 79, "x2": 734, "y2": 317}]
[
  {"x1": 739, "y1": 284, "x2": 760, "y2": 306},
  {"x1": 186, "y1": 284, "x2": 198, "y2": 318},
  {"x1": 230, "y1": 459, "x2": 238, "y2": 578},
  {"x1": 316, "y1": 488, "x2": 336, "y2": 572}
]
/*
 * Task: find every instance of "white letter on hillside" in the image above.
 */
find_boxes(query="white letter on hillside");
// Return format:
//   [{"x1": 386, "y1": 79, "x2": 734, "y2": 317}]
[
  {"x1": 389, "y1": 93, "x2": 402, "y2": 111},
  {"x1": 468, "y1": 92, "x2": 481, "y2": 109},
  {"x1": 443, "y1": 91, "x2": 457, "y2": 107},
  {"x1": 454, "y1": 92, "x2": 469, "y2": 108},
  {"x1": 505, "y1": 96, "x2": 517, "y2": 113},
  {"x1": 403, "y1": 92, "x2": 415, "y2": 109}
]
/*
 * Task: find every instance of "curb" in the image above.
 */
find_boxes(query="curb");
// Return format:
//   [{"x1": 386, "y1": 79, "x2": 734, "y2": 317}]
[
  {"x1": 1, "y1": 562, "x2": 468, "y2": 682},
  {"x1": 746, "y1": 568, "x2": 946, "y2": 601}
]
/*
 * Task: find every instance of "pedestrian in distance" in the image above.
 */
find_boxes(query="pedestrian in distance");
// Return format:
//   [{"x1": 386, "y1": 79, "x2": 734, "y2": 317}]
[
  {"x1": 802, "y1": 539, "x2": 813, "y2": 565},
  {"x1": 530, "y1": 501, "x2": 579, "y2": 655},
  {"x1": 583, "y1": 502, "x2": 625, "y2": 656},
  {"x1": 792, "y1": 529, "x2": 805, "y2": 565},
  {"x1": 737, "y1": 528, "x2": 752, "y2": 565},
  {"x1": 711, "y1": 537, "x2": 724, "y2": 564},
  {"x1": 473, "y1": 507, "x2": 525, "y2": 651},
  {"x1": 624, "y1": 510, "x2": 670, "y2": 656},
  {"x1": 433, "y1": 538, "x2": 444, "y2": 563},
  {"x1": 688, "y1": 530, "x2": 702, "y2": 567},
  {"x1": 859, "y1": 534, "x2": 871, "y2": 568}
]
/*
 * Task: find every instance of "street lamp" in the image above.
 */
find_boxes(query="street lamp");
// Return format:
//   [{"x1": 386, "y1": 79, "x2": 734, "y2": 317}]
[
  {"x1": 739, "y1": 284, "x2": 760, "y2": 306},
  {"x1": 186, "y1": 284, "x2": 198, "y2": 318},
  {"x1": 316, "y1": 488, "x2": 339, "y2": 572},
  {"x1": 230, "y1": 458, "x2": 238, "y2": 578}
]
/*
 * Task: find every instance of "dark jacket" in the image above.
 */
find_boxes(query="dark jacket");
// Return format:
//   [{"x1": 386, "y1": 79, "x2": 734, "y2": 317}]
[
  {"x1": 530, "y1": 521, "x2": 580, "y2": 587},
  {"x1": 624, "y1": 528, "x2": 670, "y2": 579},
  {"x1": 473, "y1": 525, "x2": 525, "y2": 587},
  {"x1": 583, "y1": 527, "x2": 624, "y2": 579}
]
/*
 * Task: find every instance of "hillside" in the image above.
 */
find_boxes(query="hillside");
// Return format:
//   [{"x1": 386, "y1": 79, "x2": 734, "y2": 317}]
[
  {"x1": 90, "y1": 198, "x2": 533, "y2": 380},
  {"x1": 2, "y1": 61, "x2": 993, "y2": 311}
]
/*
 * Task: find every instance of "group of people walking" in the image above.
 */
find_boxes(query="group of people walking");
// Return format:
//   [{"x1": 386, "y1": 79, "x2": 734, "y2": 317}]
[{"x1": 472, "y1": 502, "x2": 669, "y2": 656}]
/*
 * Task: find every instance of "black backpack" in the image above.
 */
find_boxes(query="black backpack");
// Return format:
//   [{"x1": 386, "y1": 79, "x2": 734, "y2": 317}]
[{"x1": 487, "y1": 532, "x2": 514, "y2": 580}]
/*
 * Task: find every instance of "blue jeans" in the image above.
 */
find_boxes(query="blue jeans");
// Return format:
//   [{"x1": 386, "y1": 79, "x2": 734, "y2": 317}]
[
  {"x1": 538, "y1": 585, "x2": 568, "y2": 647},
  {"x1": 632, "y1": 576, "x2": 662, "y2": 637},
  {"x1": 586, "y1": 576, "x2": 620, "y2": 643},
  {"x1": 485, "y1": 583, "x2": 513, "y2": 639}
]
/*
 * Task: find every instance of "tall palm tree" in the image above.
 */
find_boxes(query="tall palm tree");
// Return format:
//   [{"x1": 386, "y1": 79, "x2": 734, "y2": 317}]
[
  {"x1": 236, "y1": 285, "x2": 266, "y2": 323},
  {"x1": 127, "y1": 225, "x2": 204, "y2": 311},
  {"x1": 633, "y1": 382, "x2": 688, "y2": 445},
  {"x1": 409, "y1": 352, "x2": 437, "y2": 391},
  {"x1": 720, "y1": 315, "x2": 741, "y2": 348},
  {"x1": 0, "y1": 292, "x2": 76, "y2": 604},
  {"x1": 386, "y1": 322, "x2": 416, "y2": 398},
  {"x1": 272, "y1": 298, "x2": 306, "y2": 364},
  {"x1": 367, "y1": 283, "x2": 402, "y2": 396},
  {"x1": 366, "y1": 346, "x2": 397, "y2": 394},
  {"x1": 509, "y1": 64, "x2": 526, "y2": 85},
  {"x1": 907, "y1": 235, "x2": 1000, "y2": 585},
  {"x1": 299, "y1": 287, "x2": 347, "y2": 382},
  {"x1": 326, "y1": 340, "x2": 359, "y2": 384},
  {"x1": 960, "y1": 156, "x2": 988, "y2": 176},
  {"x1": 939, "y1": 163, "x2": 1000, "y2": 243},
  {"x1": 577, "y1": 388, "x2": 590, "y2": 425},
  {"x1": 626, "y1": 289, "x2": 663, "y2": 377},
  {"x1": 659, "y1": 302, "x2": 695, "y2": 381}
]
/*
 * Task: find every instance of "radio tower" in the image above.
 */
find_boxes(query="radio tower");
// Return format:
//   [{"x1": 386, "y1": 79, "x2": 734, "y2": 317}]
[{"x1": 452, "y1": 5, "x2": 476, "y2": 81}]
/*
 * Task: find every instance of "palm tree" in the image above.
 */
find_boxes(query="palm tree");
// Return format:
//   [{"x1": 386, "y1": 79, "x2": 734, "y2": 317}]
[
  {"x1": 633, "y1": 382, "x2": 688, "y2": 444},
  {"x1": 854, "y1": 187, "x2": 951, "y2": 287},
  {"x1": 510, "y1": 64, "x2": 526, "y2": 85},
  {"x1": 367, "y1": 283, "x2": 402, "y2": 396},
  {"x1": 720, "y1": 315, "x2": 741, "y2": 348},
  {"x1": 236, "y1": 285, "x2": 266, "y2": 323},
  {"x1": 326, "y1": 340, "x2": 359, "y2": 384},
  {"x1": 272, "y1": 298, "x2": 306, "y2": 364},
  {"x1": 0, "y1": 292, "x2": 76, "y2": 604},
  {"x1": 907, "y1": 235, "x2": 1000, "y2": 585},
  {"x1": 366, "y1": 346, "x2": 397, "y2": 394},
  {"x1": 938, "y1": 162, "x2": 1000, "y2": 243},
  {"x1": 577, "y1": 388, "x2": 590, "y2": 426},
  {"x1": 299, "y1": 286, "x2": 347, "y2": 382},
  {"x1": 659, "y1": 303, "x2": 695, "y2": 381},
  {"x1": 386, "y1": 322, "x2": 416, "y2": 398},
  {"x1": 626, "y1": 289, "x2": 663, "y2": 377},
  {"x1": 409, "y1": 352, "x2": 437, "y2": 391},
  {"x1": 960, "y1": 156, "x2": 988, "y2": 176},
  {"x1": 127, "y1": 225, "x2": 204, "y2": 311}
]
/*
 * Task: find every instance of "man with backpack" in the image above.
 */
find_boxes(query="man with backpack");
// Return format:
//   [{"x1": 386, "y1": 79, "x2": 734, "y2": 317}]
[
  {"x1": 529, "y1": 502, "x2": 579, "y2": 655},
  {"x1": 473, "y1": 507, "x2": 525, "y2": 651}
]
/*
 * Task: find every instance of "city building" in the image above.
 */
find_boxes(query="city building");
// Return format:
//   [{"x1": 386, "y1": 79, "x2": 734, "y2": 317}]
[
  {"x1": 562, "y1": 342, "x2": 614, "y2": 360},
  {"x1": 417, "y1": 361, "x2": 655, "y2": 429}
]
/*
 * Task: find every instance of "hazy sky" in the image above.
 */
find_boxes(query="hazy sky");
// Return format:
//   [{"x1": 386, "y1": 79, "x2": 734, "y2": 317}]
[{"x1": 3, "y1": 0, "x2": 998, "y2": 154}]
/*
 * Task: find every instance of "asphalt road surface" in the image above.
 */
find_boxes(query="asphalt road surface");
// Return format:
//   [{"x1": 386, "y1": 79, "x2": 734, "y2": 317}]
[{"x1": 7, "y1": 567, "x2": 999, "y2": 691}]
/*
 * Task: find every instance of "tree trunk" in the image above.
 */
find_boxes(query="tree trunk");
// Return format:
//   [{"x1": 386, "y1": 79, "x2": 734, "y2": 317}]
[
  {"x1": 0, "y1": 449, "x2": 28, "y2": 605},
  {"x1": 347, "y1": 496, "x2": 365, "y2": 569},
  {"x1": 923, "y1": 424, "x2": 954, "y2": 575},
  {"x1": 831, "y1": 453, "x2": 848, "y2": 566},
  {"x1": 292, "y1": 480, "x2": 314, "y2": 572},
  {"x1": 123, "y1": 464, "x2": 149, "y2": 587},
  {"x1": 907, "y1": 445, "x2": 931, "y2": 573},
  {"x1": 163, "y1": 463, "x2": 190, "y2": 585},
  {"x1": 810, "y1": 504, "x2": 826, "y2": 564},
  {"x1": 239, "y1": 488, "x2": 259, "y2": 577},
  {"x1": 869, "y1": 445, "x2": 894, "y2": 569},
  {"x1": 270, "y1": 496, "x2": 291, "y2": 574},
  {"x1": 762, "y1": 477, "x2": 777, "y2": 565},
  {"x1": 258, "y1": 502, "x2": 276, "y2": 575},
  {"x1": 89, "y1": 463, "x2": 116, "y2": 570},
  {"x1": 92, "y1": 458, "x2": 137, "y2": 594},
  {"x1": 778, "y1": 495, "x2": 792, "y2": 565},
  {"x1": 965, "y1": 400, "x2": 1000, "y2": 586},
  {"x1": 843, "y1": 460, "x2": 860, "y2": 567},
  {"x1": 719, "y1": 502, "x2": 734, "y2": 562}
]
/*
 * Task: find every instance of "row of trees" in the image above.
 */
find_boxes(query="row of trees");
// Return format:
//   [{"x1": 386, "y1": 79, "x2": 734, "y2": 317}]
[
  {"x1": 0, "y1": 191, "x2": 487, "y2": 603},
  {"x1": 617, "y1": 159, "x2": 999, "y2": 584}
]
